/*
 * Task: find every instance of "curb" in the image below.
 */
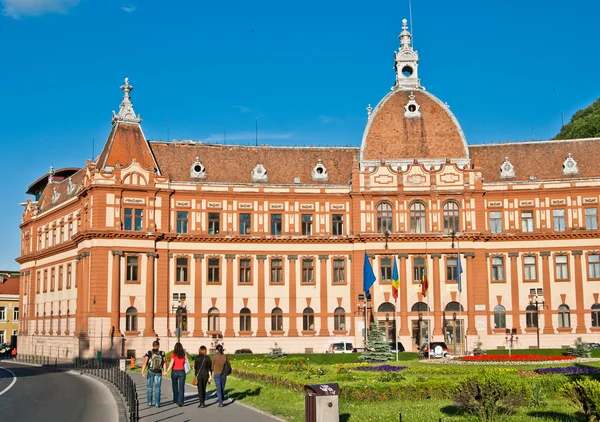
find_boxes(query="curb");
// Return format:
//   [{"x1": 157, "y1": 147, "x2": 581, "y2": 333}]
[{"x1": 72, "y1": 371, "x2": 129, "y2": 422}]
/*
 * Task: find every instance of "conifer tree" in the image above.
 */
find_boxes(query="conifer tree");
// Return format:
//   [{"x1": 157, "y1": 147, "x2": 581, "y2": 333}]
[{"x1": 360, "y1": 323, "x2": 395, "y2": 362}]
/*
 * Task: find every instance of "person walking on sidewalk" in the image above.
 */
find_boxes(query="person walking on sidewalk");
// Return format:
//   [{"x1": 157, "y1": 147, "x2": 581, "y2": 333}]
[
  {"x1": 141, "y1": 340, "x2": 165, "y2": 408},
  {"x1": 194, "y1": 346, "x2": 212, "y2": 408},
  {"x1": 164, "y1": 342, "x2": 189, "y2": 407},
  {"x1": 211, "y1": 344, "x2": 231, "y2": 407}
]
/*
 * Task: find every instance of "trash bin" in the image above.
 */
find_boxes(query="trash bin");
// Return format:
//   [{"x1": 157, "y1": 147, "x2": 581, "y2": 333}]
[
  {"x1": 304, "y1": 383, "x2": 340, "y2": 422},
  {"x1": 97, "y1": 350, "x2": 102, "y2": 361},
  {"x1": 119, "y1": 358, "x2": 127, "y2": 371}
]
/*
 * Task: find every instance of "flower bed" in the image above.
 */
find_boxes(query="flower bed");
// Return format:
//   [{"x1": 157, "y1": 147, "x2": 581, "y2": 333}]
[
  {"x1": 354, "y1": 365, "x2": 408, "y2": 372},
  {"x1": 533, "y1": 366, "x2": 600, "y2": 375},
  {"x1": 461, "y1": 354, "x2": 575, "y2": 362}
]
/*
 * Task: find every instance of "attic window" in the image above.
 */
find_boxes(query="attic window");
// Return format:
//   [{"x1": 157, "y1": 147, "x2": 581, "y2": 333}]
[
  {"x1": 404, "y1": 92, "x2": 421, "y2": 118},
  {"x1": 312, "y1": 159, "x2": 328, "y2": 181},
  {"x1": 190, "y1": 157, "x2": 206, "y2": 179},
  {"x1": 562, "y1": 153, "x2": 579, "y2": 175},
  {"x1": 51, "y1": 187, "x2": 60, "y2": 204},
  {"x1": 67, "y1": 177, "x2": 75, "y2": 196},
  {"x1": 500, "y1": 157, "x2": 515, "y2": 179},
  {"x1": 251, "y1": 164, "x2": 268, "y2": 182}
]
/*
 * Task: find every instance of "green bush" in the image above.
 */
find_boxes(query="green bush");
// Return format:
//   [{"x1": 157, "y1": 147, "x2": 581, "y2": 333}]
[
  {"x1": 485, "y1": 348, "x2": 566, "y2": 356},
  {"x1": 572, "y1": 337, "x2": 592, "y2": 358},
  {"x1": 561, "y1": 379, "x2": 600, "y2": 421},
  {"x1": 266, "y1": 342, "x2": 286, "y2": 359},
  {"x1": 453, "y1": 370, "x2": 531, "y2": 421}
]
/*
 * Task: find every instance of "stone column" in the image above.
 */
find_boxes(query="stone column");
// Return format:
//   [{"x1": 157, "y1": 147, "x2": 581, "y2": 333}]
[
  {"x1": 224, "y1": 254, "x2": 236, "y2": 337},
  {"x1": 398, "y1": 254, "x2": 410, "y2": 336},
  {"x1": 144, "y1": 252, "x2": 158, "y2": 337},
  {"x1": 111, "y1": 251, "x2": 123, "y2": 336},
  {"x1": 318, "y1": 255, "x2": 329, "y2": 336},
  {"x1": 465, "y1": 252, "x2": 477, "y2": 335},
  {"x1": 431, "y1": 253, "x2": 442, "y2": 336},
  {"x1": 508, "y1": 252, "x2": 521, "y2": 332},
  {"x1": 572, "y1": 250, "x2": 586, "y2": 333},
  {"x1": 192, "y1": 254, "x2": 204, "y2": 337},
  {"x1": 287, "y1": 255, "x2": 299, "y2": 336},
  {"x1": 540, "y1": 252, "x2": 554, "y2": 334},
  {"x1": 256, "y1": 255, "x2": 268, "y2": 337}
]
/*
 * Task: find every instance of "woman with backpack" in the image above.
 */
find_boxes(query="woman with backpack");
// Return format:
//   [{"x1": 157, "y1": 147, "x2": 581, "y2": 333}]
[
  {"x1": 164, "y1": 342, "x2": 190, "y2": 407},
  {"x1": 193, "y1": 345, "x2": 212, "y2": 408},
  {"x1": 211, "y1": 344, "x2": 231, "y2": 407}
]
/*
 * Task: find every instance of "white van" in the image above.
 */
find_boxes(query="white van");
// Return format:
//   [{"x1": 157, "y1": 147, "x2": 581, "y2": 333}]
[{"x1": 328, "y1": 341, "x2": 353, "y2": 354}]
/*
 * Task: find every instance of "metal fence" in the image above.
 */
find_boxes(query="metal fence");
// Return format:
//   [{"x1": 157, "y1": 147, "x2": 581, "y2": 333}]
[{"x1": 14, "y1": 354, "x2": 59, "y2": 367}]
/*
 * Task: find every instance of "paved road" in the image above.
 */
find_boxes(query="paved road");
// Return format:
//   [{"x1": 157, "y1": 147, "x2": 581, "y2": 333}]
[
  {"x1": 130, "y1": 371, "x2": 284, "y2": 422},
  {"x1": 0, "y1": 361, "x2": 119, "y2": 422}
]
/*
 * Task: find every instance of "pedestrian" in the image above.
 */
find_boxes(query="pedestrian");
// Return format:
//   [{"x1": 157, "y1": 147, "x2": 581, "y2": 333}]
[
  {"x1": 11, "y1": 347, "x2": 17, "y2": 360},
  {"x1": 211, "y1": 344, "x2": 231, "y2": 407},
  {"x1": 141, "y1": 340, "x2": 165, "y2": 408},
  {"x1": 194, "y1": 346, "x2": 212, "y2": 408},
  {"x1": 164, "y1": 342, "x2": 189, "y2": 407}
]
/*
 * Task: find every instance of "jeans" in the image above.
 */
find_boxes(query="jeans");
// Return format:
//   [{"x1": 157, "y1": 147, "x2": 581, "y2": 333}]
[
  {"x1": 214, "y1": 373, "x2": 227, "y2": 405},
  {"x1": 171, "y1": 370, "x2": 186, "y2": 406},
  {"x1": 146, "y1": 371, "x2": 162, "y2": 406}
]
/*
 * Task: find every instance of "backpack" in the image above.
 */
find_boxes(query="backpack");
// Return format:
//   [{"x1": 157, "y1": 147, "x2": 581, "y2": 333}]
[{"x1": 148, "y1": 350, "x2": 164, "y2": 372}]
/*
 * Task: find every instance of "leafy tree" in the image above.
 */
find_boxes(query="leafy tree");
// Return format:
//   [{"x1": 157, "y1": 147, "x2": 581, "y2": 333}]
[
  {"x1": 359, "y1": 323, "x2": 394, "y2": 362},
  {"x1": 554, "y1": 98, "x2": 600, "y2": 140}
]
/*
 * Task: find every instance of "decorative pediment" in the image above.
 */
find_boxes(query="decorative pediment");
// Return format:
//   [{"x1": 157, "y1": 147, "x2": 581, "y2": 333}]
[
  {"x1": 311, "y1": 159, "x2": 328, "y2": 181},
  {"x1": 562, "y1": 153, "x2": 579, "y2": 175},
  {"x1": 190, "y1": 156, "x2": 206, "y2": 179},
  {"x1": 251, "y1": 164, "x2": 268, "y2": 182},
  {"x1": 403, "y1": 92, "x2": 422, "y2": 118},
  {"x1": 500, "y1": 157, "x2": 515, "y2": 179}
]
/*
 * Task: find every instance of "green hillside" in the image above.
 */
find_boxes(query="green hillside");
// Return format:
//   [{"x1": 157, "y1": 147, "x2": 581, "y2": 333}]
[{"x1": 554, "y1": 97, "x2": 600, "y2": 140}]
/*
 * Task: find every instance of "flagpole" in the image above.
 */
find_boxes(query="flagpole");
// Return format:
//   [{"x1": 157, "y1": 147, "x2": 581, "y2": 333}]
[
  {"x1": 395, "y1": 298, "x2": 399, "y2": 362},
  {"x1": 426, "y1": 243, "x2": 430, "y2": 361},
  {"x1": 458, "y1": 238, "x2": 463, "y2": 356}
]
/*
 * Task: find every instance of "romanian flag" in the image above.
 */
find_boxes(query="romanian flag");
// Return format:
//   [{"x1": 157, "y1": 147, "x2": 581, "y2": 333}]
[
  {"x1": 391, "y1": 254, "x2": 399, "y2": 301},
  {"x1": 422, "y1": 257, "x2": 429, "y2": 296}
]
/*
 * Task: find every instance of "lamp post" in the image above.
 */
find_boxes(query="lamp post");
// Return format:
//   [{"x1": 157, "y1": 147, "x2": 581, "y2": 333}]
[
  {"x1": 172, "y1": 303, "x2": 186, "y2": 343},
  {"x1": 357, "y1": 296, "x2": 372, "y2": 347},
  {"x1": 417, "y1": 311, "x2": 423, "y2": 349},
  {"x1": 385, "y1": 312, "x2": 390, "y2": 343},
  {"x1": 529, "y1": 295, "x2": 545, "y2": 349},
  {"x1": 452, "y1": 311, "x2": 457, "y2": 356}
]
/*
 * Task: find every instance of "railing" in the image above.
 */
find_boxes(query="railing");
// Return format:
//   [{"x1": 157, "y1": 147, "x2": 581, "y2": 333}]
[
  {"x1": 15, "y1": 354, "x2": 59, "y2": 368},
  {"x1": 74, "y1": 358, "x2": 140, "y2": 422}
]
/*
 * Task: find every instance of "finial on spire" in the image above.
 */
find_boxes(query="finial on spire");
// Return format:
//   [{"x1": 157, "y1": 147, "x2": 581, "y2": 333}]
[
  {"x1": 48, "y1": 165, "x2": 55, "y2": 184},
  {"x1": 367, "y1": 104, "x2": 372, "y2": 117},
  {"x1": 112, "y1": 77, "x2": 142, "y2": 125},
  {"x1": 399, "y1": 18, "x2": 412, "y2": 50}
]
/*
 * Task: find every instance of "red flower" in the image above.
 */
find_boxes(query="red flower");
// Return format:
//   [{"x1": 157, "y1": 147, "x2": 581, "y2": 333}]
[{"x1": 460, "y1": 354, "x2": 574, "y2": 362}]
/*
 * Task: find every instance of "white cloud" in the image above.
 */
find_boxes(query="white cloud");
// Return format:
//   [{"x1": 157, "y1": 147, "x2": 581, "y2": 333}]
[
  {"x1": 121, "y1": 4, "x2": 135, "y2": 13},
  {"x1": 203, "y1": 131, "x2": 293, "y2": 143},
  {"x1": 231, "y1": 105, "x2": 252, "y2": 113},
  {"x1": 2, "y1": 0, "x2": 80, "y2": 18}
]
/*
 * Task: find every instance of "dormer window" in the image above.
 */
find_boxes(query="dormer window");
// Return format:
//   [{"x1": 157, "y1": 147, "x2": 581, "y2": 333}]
[
  {"x1": 500, "y1": 157, "x2": 515, "y2": 179},
  {"x1": 562, "y1": 153, "x2": 579, "y2": 175},
  {"x1": 51, "y1": 187, "x2": 60, "y2": 204},
  {"x1": 67, "y1": 177, "x2": 75, "y2": 196},
  {"x1": 311, "y1": 159, "x2": 328, "y2": 181},
  {"x1": 190, "y1": 157, "x2": 206, "y2": 179},
  {"x1": 404, "y1": 92, "x2": 421, "y2": 118},
  {"x1": 251, "y1": 164, "x2": 268, "y2": 182}
]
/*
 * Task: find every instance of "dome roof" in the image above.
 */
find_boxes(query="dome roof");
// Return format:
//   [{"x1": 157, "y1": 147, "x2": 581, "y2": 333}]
[{"x1": 360, "y1": 89, "x2": 468, "y2": 163}]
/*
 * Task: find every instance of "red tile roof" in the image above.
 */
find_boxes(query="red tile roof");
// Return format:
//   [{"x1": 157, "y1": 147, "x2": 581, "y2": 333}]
[
  {"x1": 37, "y1": 168, "x2": 85, "y2": 212},
  {"x1": 97, "y1": 123, "x2": 158, "y2": 171},
  {"x1": 0, "y1": 272, "x2": 19, "y2": 295}
]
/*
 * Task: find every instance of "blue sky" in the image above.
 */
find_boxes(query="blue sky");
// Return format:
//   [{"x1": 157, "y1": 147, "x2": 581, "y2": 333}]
[{"x1": 0, "y1": 0, "x2": 598, "y2": 270}]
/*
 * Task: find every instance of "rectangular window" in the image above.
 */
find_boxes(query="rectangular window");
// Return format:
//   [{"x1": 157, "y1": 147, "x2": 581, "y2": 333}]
[
  {"x1": 36, "y1": 271, "x2": 40, "y2": 293},
  {"x1": 524, "y1": 256, "x2": 537, "y2": 280},
  {"x1": 176, "y1": 257, "x2": 189, "y2": 283},
  {"x1": 43, "y1": 269, "x2": 48, "y2": 292},
  {"x1": 332, "y1": 214, "x2": 344, "y2": 235},
  {"x1": 553, "y1": 209, "x2": 566, "y2": 232},
  {"x1": 67, "y1": 264, "x2": 72, "y2": 289},
  {"x1": 302, "y1": 259, "x2": 314, "y2": 284},
  {"x1": 446, "y1": 258, "x2": 458, "y2": 281},
  {"x1": 50, "y1": 267, "x2": 56, "y2": 291},
  {"x1": 53, "y1": 229, "x2": 58, "y2": 245},
  {"x1": 333, "y1": 259, "x2": 345, "y2": 284},
  {"x1": 208, "y1": 258, "x2": 220, "y2": 283},
  {"x1": 0, "y1": 307, "x2": 5, "y2": 321},
  {"x1": 126, "y1": 256, "x2": 139, "y2": 282},
  {"x1": 555, "y1": 255, "x2": 569, "y2": 280},
  {"x1": 586, "y1": 208, "x2": 598, "y2": 230},
  {"x1": 521, "y1": 211, "x2": 534, "y2": 233},
  {"x1": 13, "y1": 307, "x2": 19, "y2": 322},
  {"x1": 208, "y1": 213, "x2": 220, "y2": 234},
  {"x1": 239, "y1": 259, "x2": 252, "y2": 284},
  {"x1": 270, "y1": 214, "x2": 282, "y2": 235},
  {"x1": 38, "y1": 234, "x2": 42, "y2": 250},
  {"x1": 239, "y1": 213, "x2": 251, "y2": 235},
  {"x1": 413, "y1": 257, "x2": 425, "y2": 282},
  {"x1": 490, "y1": 211, "x2": 502, "y2": 234},
  {"x1": 61, "y1": 225, "x2": 66, "y2": 242},
  {"x1": 45, "y1": 232, "x2": 50, "y2": 247},
  {"x1": 239, "y1": 313, "x2": 251, "y2": 332},
  {"x1": 302, "y1": 214, "x2": 313, "y2": 235},
  {"x1": 492, "y1": 257, "x2": 504, "y2": 281},
  {"x1": 176, "y1": 211, "x2": 189, "y2": 234},
  {"x1": 270, "y1": 259, "x2": 283, "y2": 284},
  {"x1": 124, "y1": 208, "x2": 143, "y2": 231},
  {"x1": 69, "y1": 222, "x2": 73, "y2": 238},
  {"x1": 380, "y1": 257, "x2": 392, "y2": 282},
  {"x1": 589, "y1": 255, "x2": 600, "y2": 279},
  {"x1": 0, "y1": 330, "x2": 4, "y2": 344}
]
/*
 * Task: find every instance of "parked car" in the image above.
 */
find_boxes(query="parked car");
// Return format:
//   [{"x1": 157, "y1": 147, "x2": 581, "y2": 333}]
[
  {"x1": 352, "y1": 347, "x2": 366, "y2": 353},
  {"x1": 588, "y1": 342, "x2": 600, "y2": 349},
  {"x1": 390, "y1": 342, "x2": 406, "y2": 353},
  {"x1": 234, "y1": 348, "x2": 253, "y2": 354},
  {"x1": 328, "y1": 342, "x2": 353, "y2": 354},
  {"x1": 420, "y1": 342, "x2": 449, "y2": 358}
]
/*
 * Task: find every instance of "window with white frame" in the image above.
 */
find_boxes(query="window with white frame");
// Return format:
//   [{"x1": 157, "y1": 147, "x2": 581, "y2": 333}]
[
  {"x1": 521, "y1": 211, "x2": 534, "y2": 232},
  {"x1": 492, "y1": 257, "x2": 504, "y2": 281},
  {"x1": 524, "y1": 256, "x2": 537, "y2": 280},
  {"x1": 0, "y1": 307, "x2": 5, "y2": 321},
  {"x1": 586, "y1": 208, "x2": 598, "y2": 230},
  {"x1": 555, "y1": 255, "x2": 569, "y2": 280},
  {"x1": 13, "y1": 307, "x2": 19, "y2": 321},
  {"x1": 553, "y1": 209, "x2": 566, "y2": 232},
  {"x1": 589, "y1": 255, "x2": 600, "y2": 279},
  {"x1": 558, "y1": 304, "x2": 571, "y2": 328},
  {"x1": 490, "y1": 211, "x2": 502, "y2": 234}
]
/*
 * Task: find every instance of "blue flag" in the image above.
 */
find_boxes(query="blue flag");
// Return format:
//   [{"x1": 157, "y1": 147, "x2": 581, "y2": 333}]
[
  {"x1": 363, "y1": 251, "x2": 376, "y2": 299},
  {"x1": 457, "y1": 245, "x2": 464, "y2": 293}
]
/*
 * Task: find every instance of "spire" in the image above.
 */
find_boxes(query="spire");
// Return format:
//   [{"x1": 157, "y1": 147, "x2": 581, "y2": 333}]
[
  {"x1": 48, "y1": 165, "x2": 55, "y2": 184},
  {"x1": 111, "y1": 77, "x2": 142, "y2": 125},
  {"x1": 393, "y1": 18, "x2": 423, "y2": 91}
]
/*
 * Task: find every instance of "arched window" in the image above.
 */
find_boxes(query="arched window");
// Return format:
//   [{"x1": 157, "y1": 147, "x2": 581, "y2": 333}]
[
  {"x1": 303, "y1": 307, "x2": 315, "y2": 331},
  {"x1": 125, "y1": 306, "x2": 138, "y2": 332},
  {"x1": 239, "y1": 307, "x2": 251, "y2": 331},
  {"x1": 271, "y1": 307, "x2": 283, "y2": 331},
  {"x1": 377, "y1": 202, "x2": 393, "y2": 233},
  {"x1": 410, "y1": 202, "x2": 426, "y2": 234},
  {"x1": 493, "y1": 305, "x2": 506, "y2": 329},
  {"x1": 378, "y1": 302, "x2": 396, "y2": 313},
  {"x1": 444, "y1": 302, "x2": 465, "y2": 312},
  {"x1": 443, "y1": 201, "x2": 459, "y2": 233},
  {"x1": 592, "y1": 303, "x2": 600, "y2": 328},
  {"x1": 558, "y1": 304, "x2": 571, "y2": 328},
  {"x1": 208, "y1": 307, "x2": 220, "y2": 332},
  {"x1": 411, "y1": 302, "x2": 430, "y2": 312},
  {"x1": 334, "y1": 307, "x2": 346, "y2": 331},
  {"x1": 526, "y1": 305, "x2": 538, "y2": 328}
]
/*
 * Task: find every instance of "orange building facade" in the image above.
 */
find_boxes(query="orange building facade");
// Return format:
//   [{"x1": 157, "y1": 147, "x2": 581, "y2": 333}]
[{"x1": 17, "y1": 21, "x2": 600, "y2": 359}]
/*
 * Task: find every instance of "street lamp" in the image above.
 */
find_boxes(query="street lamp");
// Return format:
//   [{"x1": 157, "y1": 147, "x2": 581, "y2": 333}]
[
  {"x1": 452, "y1": 311, "x2": 457, "y2": 356},
  {"x1": 171, "y1": 302, "x2": 187, "y2": 343},
  {"x1": 385, "y1": 312, "x2": 390, "y2": 343},
  {"x1": 384, "y1": 230, "x2": 390, "y2": 249},
  {"x1": 529, "y1": 295, "x2": 545, "y2": 349},
  {"x1": 357, "y1": 294, "x2": 372, "y2": 347},
  {"x1": 418, "y1": 311, "x2": 423, "y2": 349}
]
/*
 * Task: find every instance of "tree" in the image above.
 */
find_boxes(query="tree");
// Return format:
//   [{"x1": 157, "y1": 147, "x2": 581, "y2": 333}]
[
  {"x1": 554, "y1": 97, "x2": 600, "y2": 140},
  {"x1": 359, "y1": 323, "x2": 395, "y2": 362}
]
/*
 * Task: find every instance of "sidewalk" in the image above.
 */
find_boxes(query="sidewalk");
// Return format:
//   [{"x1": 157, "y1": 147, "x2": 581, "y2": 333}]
[{"x1": 129, "y1": 371, "x2": 285, "y2": 422}]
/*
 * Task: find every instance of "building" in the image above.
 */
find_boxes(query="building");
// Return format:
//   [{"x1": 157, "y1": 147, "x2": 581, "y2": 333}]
[
  {"x1": 17, "y1": 20, "x2": 600, "y2": 359},
  {"x1": 0, "y1": 271, "x2": 20, "y2": 347}
]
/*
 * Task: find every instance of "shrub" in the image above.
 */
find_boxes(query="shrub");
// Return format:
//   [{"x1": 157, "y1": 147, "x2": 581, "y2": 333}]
[
  {"x1": 531, "y1": 381, "x2": 547, "y2": 408},
  {"x1": 359, "y1": 323, "x2": 395, "y2": 362},
  {"x1": 453, "y1": 370, "x2": 530, "y2": 421},
  {"x1": 472, "y1": 336, "x2": 486, "y2": 356},
  {"x1": 571, "y1": 337, "x2": 592, "y2": 358},
  {"x1": 266, "y1": 342, "x2": 286, "y2": 359},
  {"x1": 561, "y1": 379, "x2": 600, "y2": 421},
  {"x1": 379, "y1": 371, "x2": 406, "y2": 382}
]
